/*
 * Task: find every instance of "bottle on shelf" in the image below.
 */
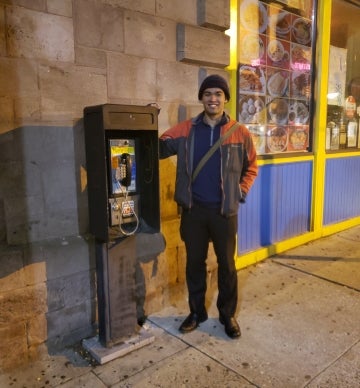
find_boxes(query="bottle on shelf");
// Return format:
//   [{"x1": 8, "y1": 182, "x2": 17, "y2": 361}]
[
  {"x1": 344, "y1": 96, "x2": 358, "y2": 148},
  {"x1": 346, "y1": 116, "x2": 358, "y2": 148},
  {"x1": 338, "y1": 110, "x2": 347, "y2": 149}
]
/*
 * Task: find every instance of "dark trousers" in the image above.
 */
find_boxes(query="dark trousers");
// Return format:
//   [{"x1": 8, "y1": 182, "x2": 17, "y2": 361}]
[{"x1": 180, "y1": 205, "x2": 238, "y2": 318}]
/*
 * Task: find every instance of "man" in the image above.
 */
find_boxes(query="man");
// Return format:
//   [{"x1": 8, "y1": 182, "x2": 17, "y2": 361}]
[{"x1": 159, "y1": 74, "x2": 258, "y2": 339}]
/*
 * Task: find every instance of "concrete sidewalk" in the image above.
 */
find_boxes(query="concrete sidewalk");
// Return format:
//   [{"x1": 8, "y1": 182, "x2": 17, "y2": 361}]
[{"x1": 1, "y1": 226, "x2": 360, "y2": 387}]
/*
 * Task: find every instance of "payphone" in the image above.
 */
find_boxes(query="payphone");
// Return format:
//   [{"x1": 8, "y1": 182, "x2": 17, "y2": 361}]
[
  {"x1": 84, "y1": 103, "x2": 160, "y2": 242},
  {"x1": 83, "y1": 104, "x2": 164, "y2": 350},
  {"x1": 108, "y1": 138, "x2": 139, "y2": 236}
]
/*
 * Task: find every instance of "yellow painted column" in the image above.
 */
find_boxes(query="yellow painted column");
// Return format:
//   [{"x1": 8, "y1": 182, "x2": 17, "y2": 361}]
[
  {"x1": 226, "y1": 0, "x2": 238, "y2": 116},
  {"x1": 311, "y1": 0, "x2": 332, "y2": 234}
]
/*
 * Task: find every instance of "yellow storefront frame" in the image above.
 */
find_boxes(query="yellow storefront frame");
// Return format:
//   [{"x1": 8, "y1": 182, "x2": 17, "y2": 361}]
[{"x1": 228, "y1": 0, "x2": 360, "y2": 269}]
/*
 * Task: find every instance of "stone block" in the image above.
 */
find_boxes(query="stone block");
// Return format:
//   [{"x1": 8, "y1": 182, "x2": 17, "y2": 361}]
[
  {"x1": 0, "y1": 131, "x2": 15, "y2": 161},
  {"x1": 75, "y1": 46, "x2": 107, "y2": 68},
  {"x1": 0, "y1": 96, "x2": 14, "y2": 128},
  {"x1": 0, "y1": 6, "x2": 5, "y2": 56},
  {"x1": 25, "y1": 236, "x2": 95, "y2": 281},
  {"x1": 0, "y1": 255, "x2": 46, "y2": 293},
  {"x1": 47, "y1": 270, "x2": 95, "y2": 312},
  {"x1": 197, "y1": 0, "x2": 230, "y2": 31},
  {"x1": 46, "y1": 0, "x2": 72, "y2": 17},
  {"x1": 159, "y1": 248, "x2": 181, "y2": 285},
  {"x1": 1, "y1": 160, "x2": 42, "y2": 198},
  {"x1": 176, "y1": 244, "x2": 187, "y2": 283},
  {"x1": 102, "y1": 0, "x2": 155, "y2": 14},
  {"x1": 141, "y1": 252, "x2": 177, "y2": 290},
  {"x1": 156, "y1": 0, "x2": 197, "y2": 25},
  {"x1": 0, "y1": 125, "x2": 91, "y2": 243},
  {"x1": 46, "y1": 298, "x2": 94, "y2": 339},
  {"x1": 177, "y1": 24, "x2": 230, "y2": 68},
  {"x1": 0, "y1": 283, "x2": 47, "y2": 325},
  {"x1": 0, "y1": 247, "x2": 24, "y2": 291},
  {"x1": 159, "y1": 158, "x2": 177, "y2": 212},
  {"x1": 19, "y1": 126, "x2": 75, "y2": 163},
  {"x1": 4, "y1": 194, "x2": 45, "y2": 245},
  {"x1": 39, "y1": 63, "x2": 107, "y2": 121},
  {"x1": 124, "y1": 10, "x2": 176, "y2": 61},
  {"x1": 14, "y1": 96, "x2": 41, "y2": 123},
  {"x1": 6, "y1": 6, "x2": 74, "y2": 61},
  {"x1": 160, "y1": 218, "x2": 182, "y2": 250},
  {"x1": 199, "y1": 66, "x2": 230, "y2": 84},
  {"x1": 108, "y1": 53, "x2": 157, "y2": 100},
  {"x1": 156, "y1": 101, "x2": 182, "y2": 131},
  {"x1": 135, "y1": 233, "x2": 166, "y2": 263},
  {"x1": 0, "y1": 58, "x2": 38, "y2": 97},
  {"x1": 186, "y1": 103, "x2": 204, "y2": 118},
  {"x1": 42, "y1": 161, "x2": 77, "y2": 210},
  {"x1": 0, "y1": 322, "x2": 28, "y2": 371},
  {"x1": 27, "y1": 313, "x2": 47, "y2": 346},
  {"x1": 143, "y1": 286, "x2": 166, "y2": 312},
  {"x1": 156, "y1": 61, "x2": 199, "y2": 102},
  {"x1": 0, "y1": 0, "x2": 46, "y2": 11},
  {"x1": 46, "y1": 320, "x2": 95, "y2": 350},
  {"x1": 74, "y1": 0, "x2": 124, "y2": 52}
]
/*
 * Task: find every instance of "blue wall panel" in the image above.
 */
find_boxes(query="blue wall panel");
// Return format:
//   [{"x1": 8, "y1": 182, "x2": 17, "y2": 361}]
[
  {"x1": 324, "y1": 157, "x2": 360, "y2": 225},
  {"x1": 238, "y1": 161, "x2": 312, "y2": 254}
]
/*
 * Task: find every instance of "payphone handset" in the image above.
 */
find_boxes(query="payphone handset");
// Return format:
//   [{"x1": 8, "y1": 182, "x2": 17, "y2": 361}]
[
  {"x1": 109, "y1": 139, "x2": 139, "y2": 236},
  {"x1": 115, "y1": 153, "x2": 132, "y2": 188}
]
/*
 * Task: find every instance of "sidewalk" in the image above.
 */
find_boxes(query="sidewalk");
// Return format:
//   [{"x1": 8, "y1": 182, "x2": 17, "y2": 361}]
[{"x1": 1, "y1": 226, "x2": 359, "y2": 387}]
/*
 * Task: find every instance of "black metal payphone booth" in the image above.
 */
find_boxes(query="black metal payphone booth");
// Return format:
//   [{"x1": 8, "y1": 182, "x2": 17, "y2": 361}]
[{"x1": 84, "y1": 104, "x2": 163, "y2": 347}]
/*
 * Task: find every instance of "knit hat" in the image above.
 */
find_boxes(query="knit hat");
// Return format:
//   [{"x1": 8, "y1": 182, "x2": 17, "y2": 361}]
[{"x1": 198, "y1": 74, "x2": 230, "y2": 101}]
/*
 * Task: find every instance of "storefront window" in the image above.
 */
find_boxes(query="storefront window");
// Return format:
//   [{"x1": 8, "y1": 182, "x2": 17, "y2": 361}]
[
  {"x1": 326, "y1": 0, "x2": 360, "y2": 151},
  {"x1": 237, "y1": 0, "x2": 315, "y2": 155}
]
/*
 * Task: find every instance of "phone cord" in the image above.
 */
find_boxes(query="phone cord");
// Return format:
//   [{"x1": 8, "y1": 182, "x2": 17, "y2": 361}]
[{"x1": 118, "y1": 189, "x2": 139, "y2": 236}]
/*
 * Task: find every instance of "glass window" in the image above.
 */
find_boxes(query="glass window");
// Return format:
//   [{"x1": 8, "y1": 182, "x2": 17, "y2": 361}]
[
  {"x1": 326, "y1": 0, "x2": 360, "y2": 150},
  {"x1": 237, "y1": 0, "x2": 315, "y2": 155}
]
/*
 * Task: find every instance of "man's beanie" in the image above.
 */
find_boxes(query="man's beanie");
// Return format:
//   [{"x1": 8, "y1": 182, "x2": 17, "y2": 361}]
[{"x1": 198, "y1": 74, "x2": 230, "y2": 101}]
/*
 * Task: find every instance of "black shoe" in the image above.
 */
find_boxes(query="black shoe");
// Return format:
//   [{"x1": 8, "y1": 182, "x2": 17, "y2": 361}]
[
  {"x1": 219, "y1": 316, "x2": 241, "y2": 339},
  {"x1": 179, "y1": 312, "x2": 208, "y2": 333}
]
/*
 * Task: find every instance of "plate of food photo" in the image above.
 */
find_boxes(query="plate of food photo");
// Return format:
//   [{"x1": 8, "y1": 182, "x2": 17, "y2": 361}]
[
  {"x1": 238, "y1": 96, "x2": 266, "y2": 124},
  {"x1": 288, "y1": 101, "x2": 309, "y2": 124},
  {"x1": 291, "y1": 72, "x2": 310, "y2": 99},
  {"x1": 240, "y1": 0, "x2": 268, "y2": 33},
  {"x1": 268, "y1": 11, "x2": 291, "y2": 39},
  {"x1": 267, "y1": 126, "x2": 288, "y2": 153},
  {"x1": 267, "y1": 39, "x2": 285, "y2": 63},
  {"x1": 240, "y1": 34, "x2": 265, "y2": 63},
  {"x1": 238, "y1": 65, "x2": 266, "y2": 94},
  {"x1": 248, "y1": 125, "x2": 266, "y2": 154},
  {"x1": 288, "y1": 127, "x2": 308, "y2": 150},
  {"x1": 267, "y1": 70, "x2": 289, "y2": 97},
  {"x1": 291, "y1": 44, "x2": 311, "y2": 71},
  {"x1": 268, "y1": 98, "x2": 289, "y2": 125},
  {"x1": 292, "y1": 18, "x2": 312, "y2": 45}
]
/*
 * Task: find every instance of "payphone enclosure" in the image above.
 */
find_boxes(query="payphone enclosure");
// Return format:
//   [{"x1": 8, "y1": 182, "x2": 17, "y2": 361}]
[
  {"x1": 84, "y1": 104, "x2": 160, "y2": 242},
  {"x1": 83, "y1": 104, "x2": 163, "y2": 349}
]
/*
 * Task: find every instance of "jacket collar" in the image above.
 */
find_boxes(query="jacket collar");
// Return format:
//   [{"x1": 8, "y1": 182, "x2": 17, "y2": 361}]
[{"x1": 191, "y1": 111, "x2": 230, "y2": 126}]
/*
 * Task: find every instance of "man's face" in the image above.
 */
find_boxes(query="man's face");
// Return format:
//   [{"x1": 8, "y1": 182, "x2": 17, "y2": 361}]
[{"x1": 201, "y1": 88, "x2": 227, "y2": 119}]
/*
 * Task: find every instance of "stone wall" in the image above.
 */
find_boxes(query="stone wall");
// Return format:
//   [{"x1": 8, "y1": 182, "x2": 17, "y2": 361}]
[{"x1": 0, "y1": 0, "x2": 230, "y2": 370}]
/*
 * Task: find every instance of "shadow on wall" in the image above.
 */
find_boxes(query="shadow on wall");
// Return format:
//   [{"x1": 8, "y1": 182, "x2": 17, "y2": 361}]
[{"x1": 0, "y1": 124, "x2": 97, "y2": 370}]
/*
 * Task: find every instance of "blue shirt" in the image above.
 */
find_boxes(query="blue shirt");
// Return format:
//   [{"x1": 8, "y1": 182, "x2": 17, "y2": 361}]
[{"x1": 192, "y1": 115, "x2": 226, "y2": 208}]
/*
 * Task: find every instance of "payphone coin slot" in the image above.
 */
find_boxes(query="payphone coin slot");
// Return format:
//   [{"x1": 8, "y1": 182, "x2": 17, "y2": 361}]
[{"x1": 121, "y1": 200, "x2": 135, "y2": 218}]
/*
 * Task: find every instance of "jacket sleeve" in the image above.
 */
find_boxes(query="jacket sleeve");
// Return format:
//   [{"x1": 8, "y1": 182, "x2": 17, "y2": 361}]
[
  {"x1": 159, "y1": 136, "x2": 177, "y2": 159},
  {"x1": 240, "y1": 127, "x2": 258, "y2": 195},
  {"x1": 159, "y1": 121, "x2": 190, "y2": 159}
]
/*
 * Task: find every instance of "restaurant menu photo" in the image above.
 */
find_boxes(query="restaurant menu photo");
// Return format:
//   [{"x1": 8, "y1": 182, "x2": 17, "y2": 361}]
[{"x1": 238, "y1": 0, "x2": 314, "y2": 154}]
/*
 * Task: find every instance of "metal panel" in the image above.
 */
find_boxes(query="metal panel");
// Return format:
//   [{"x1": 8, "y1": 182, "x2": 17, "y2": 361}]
[
  {"x1": 324, "y1": 157, "x2": 360, "y2": 225},
  {"x1": 238, "y1": 162, "x2": 312, "y2": 254}
]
